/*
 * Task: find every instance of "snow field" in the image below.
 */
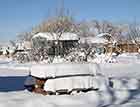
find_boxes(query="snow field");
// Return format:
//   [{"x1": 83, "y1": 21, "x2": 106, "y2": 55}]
[
  {"x1": 0, "y1": 87, "x2": 135, "y2": 107},
  {"x1": 0, "y1": 55, "x2": 140, "y2": 106}
]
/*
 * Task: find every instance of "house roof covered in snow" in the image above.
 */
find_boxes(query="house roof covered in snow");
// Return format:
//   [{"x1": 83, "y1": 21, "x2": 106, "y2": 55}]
[
  {"x1": 32, "y1": 32, "x2": 79, "y2": 41},
  {"x1": 96, "y1": 33, "x2": 111, "y2": 38},
  {"x1": 80, "y1": 37, "x2": 109, "y2": 44},
  {"x1": 80, "y1": 33, "x2": 114, "y2": 44}
]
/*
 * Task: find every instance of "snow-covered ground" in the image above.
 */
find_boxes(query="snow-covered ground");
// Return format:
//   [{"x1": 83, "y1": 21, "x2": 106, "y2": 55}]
[
  {"x1": 0, "y1": 84, "x2": 140, "y2": 107},
  {"x1": 0, "y1": 53, "x2": 140, "y2": 107}
]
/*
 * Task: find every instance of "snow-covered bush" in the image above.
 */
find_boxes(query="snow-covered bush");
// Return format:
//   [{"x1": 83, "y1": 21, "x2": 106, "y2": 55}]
[
  {"x1": 65, "y1": 47, "x2": 96, "y2": 62},
  {"x1": 13, "y1": 52, "x2": 30, "y2": 63}
]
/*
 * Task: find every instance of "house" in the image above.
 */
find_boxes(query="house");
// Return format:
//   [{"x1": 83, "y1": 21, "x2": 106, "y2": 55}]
[
  {"x1": 31, "y1": 32, "x2": 79, "y2": 56},
  {"x1": 115, "y1": 41, "x2": 140, "y2": 53},
  {"x1": 79, "y1": 33, "x2": 113, "y2": 54}
]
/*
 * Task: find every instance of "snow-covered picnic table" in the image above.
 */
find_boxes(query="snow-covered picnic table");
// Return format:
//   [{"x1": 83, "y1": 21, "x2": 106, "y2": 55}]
[{"x1": 30, "y1": 63, "x2": 102, "y2": 92}]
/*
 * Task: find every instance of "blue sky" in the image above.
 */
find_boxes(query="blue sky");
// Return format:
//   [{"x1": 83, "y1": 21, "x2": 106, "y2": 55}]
[{"x1": 0, "y1": 0, "x2": 140, "y2": 42}]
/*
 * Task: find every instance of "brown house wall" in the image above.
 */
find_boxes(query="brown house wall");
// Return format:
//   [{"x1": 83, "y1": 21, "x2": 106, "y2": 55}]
[{"x1": 105, "y1": 44, "x2": 140, "y2": 53}]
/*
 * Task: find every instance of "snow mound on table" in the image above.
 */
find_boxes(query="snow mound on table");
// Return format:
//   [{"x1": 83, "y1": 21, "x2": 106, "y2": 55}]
[
  {"x1": 31, "y1": 63, "x2": 100, "y2": 78},
  {"x1": 31, "y1": 63, "x2": 101, "y2": 92},
  {"x1": 92, "y1": 75, "x2": 110, "y2": 91},
  {"x1": 44, "y1": 76, "x2": 94, "y2": 92}
]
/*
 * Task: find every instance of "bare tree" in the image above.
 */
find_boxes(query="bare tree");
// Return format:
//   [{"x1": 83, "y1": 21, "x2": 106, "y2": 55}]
[
  {"x1": 78, "y1": 21, "x2": 96, "y2": 38},
  {"x1": 17, "y1": 31, "x2": 33, "y2": 41},
  {"x1": 128, "y1": 22, "x2": 140, "y2": 44},
  {"x1": 9, "y1": 40, "x2": 16, "y2": 47}
]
